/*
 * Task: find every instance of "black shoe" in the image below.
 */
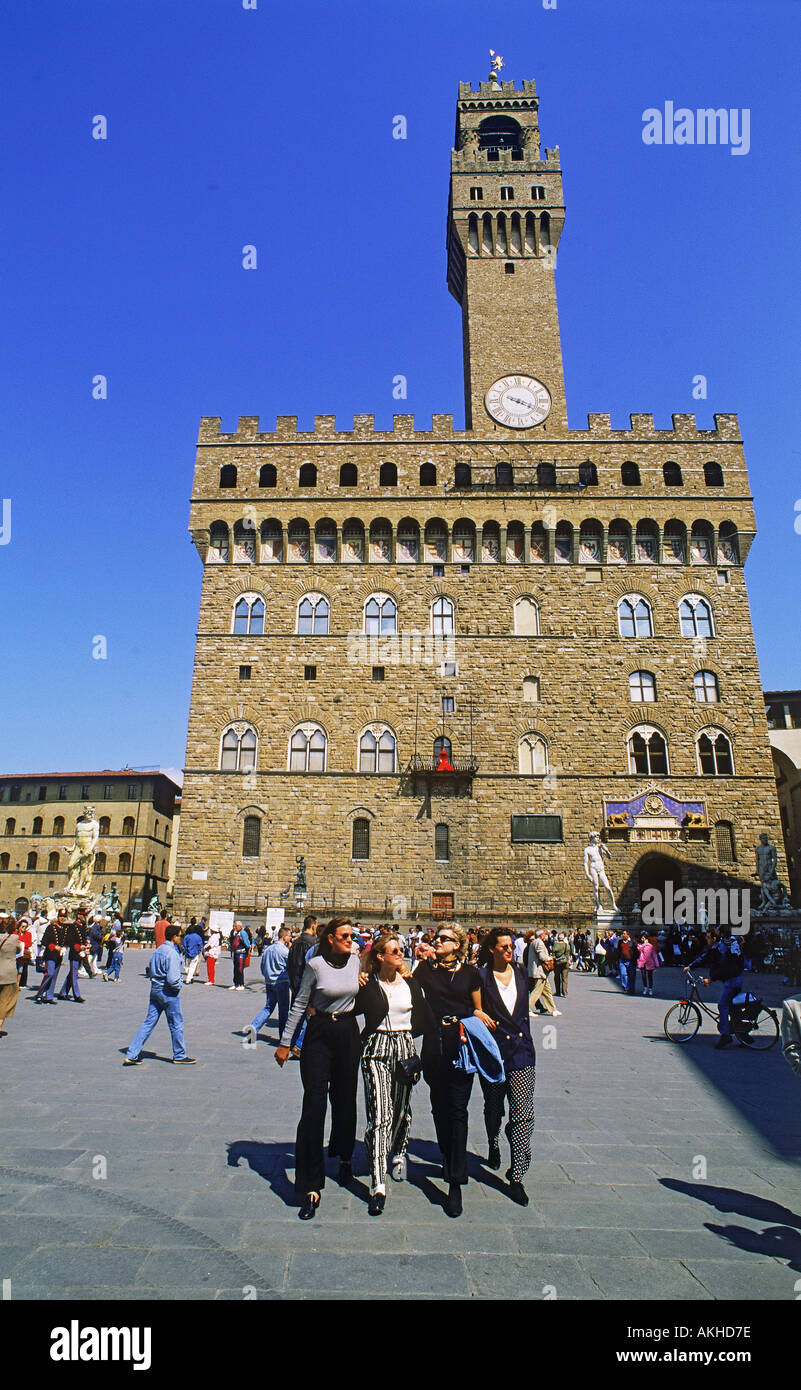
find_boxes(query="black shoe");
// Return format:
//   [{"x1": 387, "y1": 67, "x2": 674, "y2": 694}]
[
  {"x1": 715, "y1": 1034, "x2": 734, "y2": 1050},
  {"x1": 445, "y1": 1184, "x2": 463, "y2": 1218},
  {"x1": 487, "y1": 1139, "x2": 502, "y2": 1170},
  {"x1": 509, "y1": 1179, "x2": 529, "y2": 1206},
  {"x1": 338, "y1": 1159, "x2": 353, "y2": 1185},
  {"x1": 299, "y1": 1193, "x2": 319, "y2": 1220},
  {"x1": 122, "y1": 1058, "x2": 141, "y2": 1066},
  {"x1": 368, "y1": 1192, "x2": 385, "y2": 1216},
  {"x1": 74, "y1": 997, "x2": 85, "y2": 1003},
  {"x1": 173, "y1": 1057, "x2": 197, "y2": 1065}
]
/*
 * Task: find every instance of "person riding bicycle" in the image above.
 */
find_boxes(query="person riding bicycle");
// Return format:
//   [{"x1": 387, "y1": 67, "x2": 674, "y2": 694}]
[{"x1": 684, "y1": 926, "x2": 743, "y2": 1050}]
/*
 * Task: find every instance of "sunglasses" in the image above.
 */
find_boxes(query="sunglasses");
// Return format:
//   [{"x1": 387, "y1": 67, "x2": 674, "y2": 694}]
[{"x1": 437, "y1": 935, "x2": 457, "y2": 943}]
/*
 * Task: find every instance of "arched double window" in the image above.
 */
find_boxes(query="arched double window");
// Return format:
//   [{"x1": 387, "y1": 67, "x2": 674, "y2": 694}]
[
  {"x1": 518, "y1": 733, "x2": 548, "y2": 775},
  {"x1": 358, "y1": 727, "x2": 397, "y2": 773},
  {"x1": 289, "y1": 724, "x2": 327, "y2": 772},
  {"x1": 697, "y1": 729, "x2": 734, "y2": 776},
  {"x1": 431, "y1": 597, "x2": 455, "y2": 635},
  {"x1": 618, "y1": 596, "x2": 653, "y2": 637},
  {"x1": 233, "y1": 595, "x2": 265, "y2": 634},
  {"x1": 297, "y1": 594, "x2": 330, "y2": 635},
  {"x1": 694, "y1": 670, "x2": 719, "y2": 703},
  {"x1": 679, "y1": 596, "x2": 714, "y2": 638},
  {"x1": 364, "y1": 594, "x2": 397, "y2": 635},
  {"x1": 627, "y1": 725, "x2": 669, "y2": 775},
  {"x1": 220, "y1": 724, "x2": 258, "y2": 772}
]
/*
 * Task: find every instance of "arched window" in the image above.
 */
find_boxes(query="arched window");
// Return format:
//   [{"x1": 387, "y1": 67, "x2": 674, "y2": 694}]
[
  {"x1": 259, "y1": 464, "x2": 277, "y2": 487},
  {"x1": 233, "y1": 520, "x2": 256, "y2": 563},
  {"x1": 538, "y1": 461, "x2": 556, "y2": 488},
  {"x1": 342, "y1": 520, "x2": 365, "y2": 563},
  {"x1": 220, "y1": 724, "x2": 258, "y2": 772},
  {"x1": 704, "y1": 461, "x2": 724, "y2": 487},
  {"x1": 679, "y1": 596, "x2": 714, "y2": 638},
  {"x1": 694, "y1": 670, "x2": 719, "y2": 703},
  {"x1": 53, "y1": 816, "x2": 64, "y2": 837},
  {"x1": 433, "y1": 736, "x2": 452, "y2": 763},
  {"x1": 95, "y1": 852, "x2": 106, "y2": 873},
  {"x1": 339, "y1": 463, "x2": 357, "y2": 486},
  {"x1": 48, "y1": 851, "x2": 59, "y2": 871},
  {"x1": 219, "y1": 464, "x2": 237, "y2": 488},
  {"x1": 161, "y1": 859, "x2": 166, "y2": 878},
  {"x1": 242, "y1": 816, "x2": 261, "y2": 859},
  {"x1": 482, "y1": 522, "x2": 501, "y2": 563},
  {"x1": 0, "y1": 853, "x2": 8, "y2": 871},
  {"x1": 513, "y1": 597, "x2": 540, "y2": 635},
  {"x1": 118, "y1": 852, "x2": 131, "y2": 873},
  {"x1": 454, "y1": 462, "x2": 472, "y2": 487},
  {"x1": 554, "y1": 522, "x2": 573, "y2": 563},
  {"x1": 4, "y1": 819, "x2": 14, "y2": 836},
  {"x1": 287, "y1": 520, "x2": 310, "y2": 562},
  {"x1": 697, "y1": 729, "x2": 734, "y2": 776},
  {"x1": 663, "y1": 520, "x2": 687, "y2": 564},
  {"x1": 358, "y1": 728, "x2": 397, "y2": 773},
  {"x1": 635, "y1": 520, "x2": 658, "y2": 563},
  {"x1": 315, "y1": 521, "x2": 337, "y2": 563},
  {"x1": 579, "y1": 461, "x2": 598, "y2": 486},
  {"x1": 369, "y1": 519, "x2": 392, "y2": 562},
  {"x1": 352, "y1": 818, "x2": 370, "y2": 860},
  {"x1": 420, "y1": 462, "x2": 437, "y2": 486},
  {"x1": 298, "y1": 463, "x2": 317, "y2": 487},
  {"x1": 479, "y1": 115, "x2": 522, "y2": 157},
  {"x1": 233, "y1": 595, "x2": 265, "y2": 635},
  {"x1": 663, "y1": 461, "x2": 683, "y2": 487},
  {"x1": 99, "y1": 817, "x2": 110, "y2": 836},
  {"x1": 396, "y1": 519, "x2": 419, "y2": 563},
  {"x1": 260, "y1": 520, "x2": 282, "y2": 563},
  {"x1": 379, "y1": 461, "x2": 397, "y2": 486},
  {"x1": 495, "y1": 461, "x2": 514, "y2": 487},
  {"x1": 208, "y1": 521, "x2": 229, "y2": 563},
  {"x1": 628, "y1": 726, "x2": 669, "y2": 775},
  {"x1": 431, "y1": 597, "x2": 455, "y2": 634},
  {"x1": 26, "y1": 851, "x2": 37, "y2": 870},
  {"x1": 629, "y1": 671, "x2": 656, "y2": 702},
  {"x1": 621, "y1": 461, "x2": 641, "y2": 486},
  {"x1": 297, "y1": 594, "x2": 330, "y2": 635},
  {"x1": 617, "y1": 596, "x2": 653, "y2": 637},
  {"x1": 715, "y1": 820, "x2": 736, "y2": 862},
  {"x1": 717, "y1": 523, "x2": 739, "y2": 566},
  {"x1": 506, "y1": 522, "x2": 525, "y2": 563},
  {"x1": 32, "y1": 817, "x2": 43, "y2": 835},
  {"x1": 122, "y1": 817, "x2": 135, "y2": 836},
  {"x1": 425, "y1": 520, "x2": 447, "y2": 563},
  {"x1": 578, "y1": 521, "x2": 603, "y2": 563},
  {"x1": 364, "y1": 594, "x2": 397, "y2": 634},
  {"x1": 608, "y1": 521, "x2": 632, "y2": 563},
  {"x1": 519, "y1": 734, "x2": 548, "y2": 775},
  {"x1": 435, "y1": 824, "x2": 450, "y2": 861},
  {"x1": 530, "y1": 522, "x2": 547, "y2": 563},
  {"x1": 452, "y1": 522, "x2": 476, "y2": 563},
  {"x1": 154, "y1": 821, "x2": 160, "y2": 840},
  {"x1": 289, "y1": 724, "x2": 327, "y2": 772},
  {"x1": 690, "y1": 522, "x2": 714, "y2": 564}
]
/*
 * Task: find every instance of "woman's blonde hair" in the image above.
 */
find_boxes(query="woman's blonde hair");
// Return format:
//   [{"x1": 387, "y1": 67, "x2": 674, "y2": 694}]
[
  {"x1": 437, "y1": 921, "x2": 467, "y2": 961},
  {"x1": 363, "y1": 931, "x2": 408, "y2": 977}
]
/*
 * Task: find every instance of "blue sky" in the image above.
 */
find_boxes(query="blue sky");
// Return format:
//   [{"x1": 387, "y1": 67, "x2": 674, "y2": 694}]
[{"x1": 2, "y1": 0, "x2": 799, "y2": 772}]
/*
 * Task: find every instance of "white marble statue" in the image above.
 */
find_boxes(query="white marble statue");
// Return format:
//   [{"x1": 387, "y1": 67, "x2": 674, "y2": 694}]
[
  {"x1": 64, "y1": 805, "x2": 100, "y2": 896},
  {"x1": 584, "y1": 831, "x2": 617, "y2": 911}
]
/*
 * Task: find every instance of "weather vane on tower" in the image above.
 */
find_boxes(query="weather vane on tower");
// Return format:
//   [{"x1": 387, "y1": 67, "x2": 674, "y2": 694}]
[{"x1": 489, "y1": 50, "x2": 504, "y2": 85}]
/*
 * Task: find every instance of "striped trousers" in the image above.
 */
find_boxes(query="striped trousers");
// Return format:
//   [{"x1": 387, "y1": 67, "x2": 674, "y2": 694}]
[{"x1": 361, "y1": 1030, "x2": 416, "y2": 1193}]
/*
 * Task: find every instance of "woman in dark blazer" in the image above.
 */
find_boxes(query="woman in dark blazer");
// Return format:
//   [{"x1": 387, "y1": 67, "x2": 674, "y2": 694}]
[
  {"x1": 357, "y1": 933, "x2": 433, "y2": 1215},
  {"x1": 477, "y1": 927, "x2": 537, "y2": 1206}
]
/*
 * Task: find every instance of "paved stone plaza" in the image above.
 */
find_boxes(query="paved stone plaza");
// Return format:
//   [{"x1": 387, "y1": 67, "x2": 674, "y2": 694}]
[{"x1": 2, "y1": 952, "x2": 800, "y2": 1301}]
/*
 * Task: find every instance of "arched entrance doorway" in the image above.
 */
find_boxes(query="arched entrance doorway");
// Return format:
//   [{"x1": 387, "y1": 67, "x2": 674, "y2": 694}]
[
  {"x1": 636, "y1": 854, "x2": 683, "y2": 925},
  {"x1": 14, "y1": 895, "x2": 29, "y2": 918}
]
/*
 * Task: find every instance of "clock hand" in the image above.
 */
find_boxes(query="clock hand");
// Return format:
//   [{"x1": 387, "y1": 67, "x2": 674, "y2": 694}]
[{"x1": 507, "y1": 395, "x2": 533, "y2": 407}]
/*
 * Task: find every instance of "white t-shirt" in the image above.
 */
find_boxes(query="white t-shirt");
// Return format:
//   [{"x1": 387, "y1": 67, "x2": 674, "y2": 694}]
[
  {"x1": 513, "y1": 937, "x2": 526, "y2": 964},
  {"x1": 377, "y1": 976, "x2": 413, "y2": 1032},
  {"x1": 496, "y1": 971, "x2": 518, "y2": 1014}
]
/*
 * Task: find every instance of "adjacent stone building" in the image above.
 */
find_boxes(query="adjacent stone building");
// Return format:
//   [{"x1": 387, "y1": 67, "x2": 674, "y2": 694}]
[
  {"x1": 765, "y1": 691, "x2": 801, "y2": 907},
  {"x1": 0, "y1": 770, "x2": 180, "y2": 919},
  {"x1": 174, "y1": 71, "x2": 786, "y2": 929}
]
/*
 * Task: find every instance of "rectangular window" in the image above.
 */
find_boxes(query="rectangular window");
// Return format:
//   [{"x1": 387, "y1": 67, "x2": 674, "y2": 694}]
[
  {"x1": 504, "y1": 262, "x2": 515, "y2": 274},
  {"x1": 352, "y1": 819, "x2": 370, "y2": 860},
  {"x1": 532, "y1": 185, "x2": 546, "y2": 200},
  {"x1": 239, "y1": 665, "x2": 252, "y2": 680},
  {"x1": 469, "y1": 186, "x2": 483, "y2": 201},
  {"x1": 372, "y1": 666, "x2": 385, "y2": 681},
  {"x1": 717, "y1": 569, "x2": 730, "y2": 586},
  {"x1": 511, "y1": 815, "x2": 563, "y2": 844},
  {"x1": 58, "y1": 784, "x2": 68, "y2": 800},
  {"x1": 304, "y1": 665, "x2": 317, "y2": 680},
  {"x1": 38, "y1": 784, "x2": 47, "y2": 801},
  {"x1": 127, "y1": 783, "x2": 139, "y2": 799},
  {"x1": 242, "y1": 816, "x2": 261, "y2": 858},
  {"x1": 500, "y1": 185, "x2": 514, "y2": 200},
  {"x1": 81, "y1": 783, "x2": 90, "y2": 798},
  {"x1": 9, "y1": 785, "x2": 21, "y2": 803},
  {"x1": 442, "y1": 662, "x2": 458, "y2": 679},
  {"x1": 442, "y1": 696, "x2": 455, "y2": 715},
  {"x1": 435, "y1": 824, "x2": 450, "y2": 861},
  {"x1": 432, "y1": 564, "x2": 445, "y2": 578},
  {"x1": 461, "y1": 564, "x2": 470, "y2": 574},
  {"x1": 104, "y1": 784, "x2": 114, "y2": 800}
]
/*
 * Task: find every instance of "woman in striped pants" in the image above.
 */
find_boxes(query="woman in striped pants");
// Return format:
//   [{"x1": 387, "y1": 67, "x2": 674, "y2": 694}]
[{"x1": 357, "y1": 934, "x2": 433, "y2": 1216}]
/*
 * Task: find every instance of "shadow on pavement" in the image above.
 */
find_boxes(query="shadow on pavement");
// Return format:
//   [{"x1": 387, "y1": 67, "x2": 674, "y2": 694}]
[{"x1": 661, "y1": 1177, "x2": 801, "y2": 1270}]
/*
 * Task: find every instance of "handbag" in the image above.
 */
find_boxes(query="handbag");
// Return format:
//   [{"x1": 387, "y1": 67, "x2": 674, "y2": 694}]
[{"x1": 395, "y1": 1052, "x2": 423, "y2": 1086}]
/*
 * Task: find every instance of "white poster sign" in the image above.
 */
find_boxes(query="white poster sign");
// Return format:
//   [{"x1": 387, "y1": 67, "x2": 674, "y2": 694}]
[
  {"x1": 265, "y1": 909, "x2": 285, "y2": 930},
  {"x1": 209, "y1": 909, "x2": 235, "y2": 935}
]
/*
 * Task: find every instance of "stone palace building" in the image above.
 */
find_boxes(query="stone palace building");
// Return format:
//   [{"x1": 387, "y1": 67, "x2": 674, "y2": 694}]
[{"x1": 173, "y1": 70, "x2": 786, "y2": 929}]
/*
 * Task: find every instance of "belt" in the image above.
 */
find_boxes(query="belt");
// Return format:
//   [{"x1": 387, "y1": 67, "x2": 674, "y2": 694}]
[{"x1": 322, "y1": 1010, "x2": 354, "y2": 1022}]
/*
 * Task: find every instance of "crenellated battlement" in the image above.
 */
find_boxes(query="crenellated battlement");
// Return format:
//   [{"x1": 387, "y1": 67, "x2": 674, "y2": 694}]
[
  {"x1": 458, "y1": 78, "x2": 539, "y2": 101},
  {"x1": 197, "y1": 412, "x2": 742, "y2": 445}
]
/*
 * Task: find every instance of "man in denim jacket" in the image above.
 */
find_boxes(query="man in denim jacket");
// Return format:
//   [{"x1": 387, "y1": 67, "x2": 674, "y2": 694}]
[{"x1": 124, "y1": 924, "x2": 196, "y2": 1065}]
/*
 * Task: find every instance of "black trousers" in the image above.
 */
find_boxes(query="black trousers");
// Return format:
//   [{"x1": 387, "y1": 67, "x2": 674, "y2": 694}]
[
  {"x1": 422, "y1": 1049, "x2": 474, "y2": 1187},
  {"x1": 295, "y1": 1013, "x2": 360, "y2": 1194}
]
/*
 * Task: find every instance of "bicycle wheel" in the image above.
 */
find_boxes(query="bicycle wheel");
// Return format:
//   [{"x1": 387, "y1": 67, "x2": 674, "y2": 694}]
[
  {"x1": 739, "y1": 1008, "x2": 780, "y2": 1050},
  {"x1": 664, "y1": 1000, "x2": 702, "y2": 1043}
]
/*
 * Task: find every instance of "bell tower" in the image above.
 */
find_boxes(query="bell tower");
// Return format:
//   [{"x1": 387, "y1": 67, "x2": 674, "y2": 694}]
[{"x1": 447, "y1": 67, "x2": 567, "y2": 432}]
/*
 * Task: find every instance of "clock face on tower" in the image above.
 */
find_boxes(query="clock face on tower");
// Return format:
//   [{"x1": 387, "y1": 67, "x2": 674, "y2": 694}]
[{"x1": 485, "y1": 375, "x2": 551, "y2": 429}]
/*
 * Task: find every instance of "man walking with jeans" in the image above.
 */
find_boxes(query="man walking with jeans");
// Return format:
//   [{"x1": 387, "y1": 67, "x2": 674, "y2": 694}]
[
  {"x1": 249, "y1": 925, "x2": 292, "y2": 1038},
  {"x1": 124, "y1": 924, "x2": 196, "y2": 1065}
]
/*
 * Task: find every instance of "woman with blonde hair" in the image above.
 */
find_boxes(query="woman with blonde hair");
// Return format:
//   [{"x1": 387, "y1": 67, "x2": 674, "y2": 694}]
[
  {"x1": 412, "y1": 921, "x2": 495, "y2": 1217},
  {"x1": 357, "y1": 933, "x2": 433, "y2": 1215}
]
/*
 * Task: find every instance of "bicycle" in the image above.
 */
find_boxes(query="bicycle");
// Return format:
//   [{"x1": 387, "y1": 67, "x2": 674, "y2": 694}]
[{"x1": 663, "y1": 971, "x2": 779, "y2": 1049}]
